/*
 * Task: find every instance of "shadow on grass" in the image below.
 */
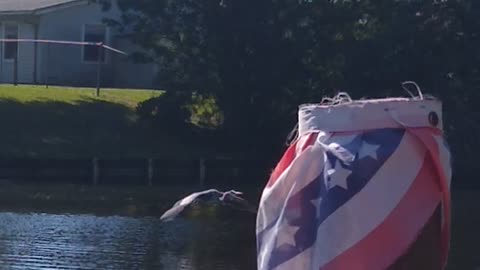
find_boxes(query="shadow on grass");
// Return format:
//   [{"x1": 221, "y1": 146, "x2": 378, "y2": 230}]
[{"x1": 0, "y1": 97, "x2": 204, "y2": 158}]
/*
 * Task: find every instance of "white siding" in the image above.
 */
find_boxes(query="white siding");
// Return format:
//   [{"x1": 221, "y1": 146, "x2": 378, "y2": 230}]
[
  {"x1": 0, "y1": 22, "x2": 35, "y2": 84},
  {"x1": 0, "y1": 23, "x2": 13, "y2": 83},
  {"x1": 18, "y1": 23, "x2": 35, "y2": 83},
  {"x1": 37, "y1": 2, "x2": 120, "y2": 87},
  {"x1": 36, "y1": 1, "x2": 158, "y2": 89}
]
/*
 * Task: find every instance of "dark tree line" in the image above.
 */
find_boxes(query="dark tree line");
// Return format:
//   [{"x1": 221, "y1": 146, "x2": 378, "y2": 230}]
[{"x1": 105, "y1": 0, "x2": 480, "y2": 188}]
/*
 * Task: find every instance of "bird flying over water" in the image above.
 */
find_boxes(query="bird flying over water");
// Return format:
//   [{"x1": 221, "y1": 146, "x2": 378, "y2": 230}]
[{"x1": 160, "y1": 189, "x2": 257, "y2": 222}]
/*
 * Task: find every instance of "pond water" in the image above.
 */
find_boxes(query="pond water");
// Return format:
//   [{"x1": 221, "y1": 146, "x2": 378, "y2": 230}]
[
  {"x1": 0, "y1": 212, "x2": 257, "y2": 270},
  {"x1": 0, "y1": 190, "x2": 476, "y2": 270}
]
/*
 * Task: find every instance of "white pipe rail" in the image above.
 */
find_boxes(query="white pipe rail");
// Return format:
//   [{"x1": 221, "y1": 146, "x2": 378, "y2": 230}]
[
  {"x1": 0, "y1": 38, "x2": 129, "y2": 95},
  {"x1": 0, "y1": 38, "x2": 128, "y2": 55}
]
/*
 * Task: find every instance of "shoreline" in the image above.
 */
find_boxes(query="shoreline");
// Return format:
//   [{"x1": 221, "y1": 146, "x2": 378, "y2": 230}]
[{"x1": 0, "y1": 182, "x2": 263, "y2": 218}]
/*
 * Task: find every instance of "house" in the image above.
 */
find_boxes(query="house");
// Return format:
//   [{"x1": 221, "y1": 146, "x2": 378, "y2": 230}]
[{"x1": 0, "y1": 0, "x2": 158, "y2": 89}]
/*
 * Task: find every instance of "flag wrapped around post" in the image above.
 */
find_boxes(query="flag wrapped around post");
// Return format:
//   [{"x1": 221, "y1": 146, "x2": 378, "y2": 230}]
[{"x1": 256, "y1": 91, "x2": 452, "y2": 270}]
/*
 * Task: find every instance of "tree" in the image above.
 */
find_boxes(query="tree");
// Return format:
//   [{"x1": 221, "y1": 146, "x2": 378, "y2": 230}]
[
  {"x1": 107, "y1": 0, "x2": 480, "y2": 186},
  {"x1": 107, "y1": 0, "x2": 325, "y2": 156}
]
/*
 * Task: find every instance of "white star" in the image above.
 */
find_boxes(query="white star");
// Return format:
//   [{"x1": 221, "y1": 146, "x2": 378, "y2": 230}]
[
  {"x1": 327, "y1": 142, "x2": 356, "y2": 163},
  {"x1": 357, "y1": 141, "x2": 380, "y2": 160},
  {"x1": 327, "y1": 162, "x2": 351, "y2": 190},
  {"x1": 276, "y1": 223, "x2": 299, "y2": 247}
]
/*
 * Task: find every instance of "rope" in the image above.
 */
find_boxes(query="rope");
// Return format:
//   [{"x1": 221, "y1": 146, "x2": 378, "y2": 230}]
[
  {"x1": 401, "y1": 81, "x2": 424, "y2": 100},
  {"x1": 320, "y1": 91, "x2": 353, "y2": 105},
  {"x1": 285, "y1": 122, "x2": 299, "y2": 146},
  {"x1": 286, "y1": 92, "x2": 353, "y2": 146}
]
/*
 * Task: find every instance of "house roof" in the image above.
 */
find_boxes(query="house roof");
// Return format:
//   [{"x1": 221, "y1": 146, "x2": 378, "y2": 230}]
[{"x1": 0, "y1": 0, "x2": 84, "y2": 15}]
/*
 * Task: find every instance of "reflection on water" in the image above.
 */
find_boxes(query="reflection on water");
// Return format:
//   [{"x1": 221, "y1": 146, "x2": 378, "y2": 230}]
[
  {"x1": 0, "y1": 212, "x2": 256, "y2": 270},
  {"x1": 0, "y1": 190, "x2": 476, "y2": 269}
]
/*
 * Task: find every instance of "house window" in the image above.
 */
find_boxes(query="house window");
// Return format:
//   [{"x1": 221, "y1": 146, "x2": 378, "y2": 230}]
[
  {"x1": 82, "y1": 24, "x2": 108, "y2": 62},
  {"x1": 3, "y1": 24, "x2": 18, "y2": 61}
]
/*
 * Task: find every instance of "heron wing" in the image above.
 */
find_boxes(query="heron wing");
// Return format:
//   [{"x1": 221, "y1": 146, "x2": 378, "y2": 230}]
[
  {"x1": 160, "y1": 203, "x2": 188, "y2": 221},
  {"x1": 178, "y1": 189, "x2": 221, "y2": 206},
  {"x1": 162, "y1": 189, "x2": 222, "y2": 221}
]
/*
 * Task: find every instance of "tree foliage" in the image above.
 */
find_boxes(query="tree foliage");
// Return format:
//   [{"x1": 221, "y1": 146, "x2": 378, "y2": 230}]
[{"x1": 108, "y1": 0, "x2": 480, "y2": 187}]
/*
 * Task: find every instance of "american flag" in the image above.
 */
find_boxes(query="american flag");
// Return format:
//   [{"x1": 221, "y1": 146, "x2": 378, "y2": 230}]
[{"x1": 256, "y1": 108, "x2": 452, "y2": 270}]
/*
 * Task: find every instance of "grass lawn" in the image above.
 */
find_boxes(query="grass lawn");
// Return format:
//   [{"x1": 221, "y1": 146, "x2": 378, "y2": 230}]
[
  {"x1": 0, "y1": 84, "x2": 160, "y2": 108},
  {"x1": 0, "y1": 84, "x2": 205, "y2": 158}
]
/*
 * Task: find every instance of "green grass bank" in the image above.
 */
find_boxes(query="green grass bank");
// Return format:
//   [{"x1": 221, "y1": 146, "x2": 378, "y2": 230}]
[{"x1": 0, "y1": 84, "x2": 205, "y2": 159}]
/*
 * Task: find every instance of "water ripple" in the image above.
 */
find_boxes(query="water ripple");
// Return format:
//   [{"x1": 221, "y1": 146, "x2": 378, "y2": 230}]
[{"x1": 0, "y1": 212, "x2": 256, "y2": 270}]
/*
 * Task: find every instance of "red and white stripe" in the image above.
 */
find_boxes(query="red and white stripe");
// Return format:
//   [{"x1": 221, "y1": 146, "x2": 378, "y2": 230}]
[
  {"x1": 315, "y1": 129, "x2": 447, "y2": 270},
  {"x1": 257, "y1": 97, "x2": 452, "y2": 270}
]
